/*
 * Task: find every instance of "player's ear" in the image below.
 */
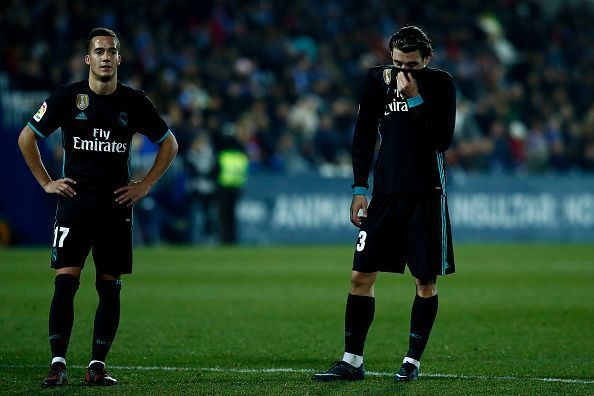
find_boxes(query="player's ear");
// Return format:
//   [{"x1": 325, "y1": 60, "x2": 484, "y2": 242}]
[
  {"x1": 117, "y1": 54, "x2": 121, "y2": 65},
  {"x1": 84, "y1": 55, "x2": 90, "y2": 65},
  {"x1": 422, "y1": 55, "x2": 432, "y2": 68}
]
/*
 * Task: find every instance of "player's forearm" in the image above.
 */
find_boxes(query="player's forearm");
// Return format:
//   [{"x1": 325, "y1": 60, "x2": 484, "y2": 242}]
[
  {"x1": 432, "y1": 76, "x2": 456, "y2": 151},
  {"x1": 352, "y1": 70, "x2": 381, "y2": 187},
  {"x1": 352, "y1": 145, "x2": 374, "y2": 189},
  {"x1": 411, "y1": 83, "x2": 456, "y2": 152},
  {"x1": 141, "y1": 134, "x2": 178, "y2": 188},
  {"x1": 18, "y1": 127, "x2": 52, "y2": 189},
  {"x1": 425, "y1": 104, "x2": 455, "y2": 152},
  {"x1": 351, "y1": 122, "x2": 377, "y2": 188}
]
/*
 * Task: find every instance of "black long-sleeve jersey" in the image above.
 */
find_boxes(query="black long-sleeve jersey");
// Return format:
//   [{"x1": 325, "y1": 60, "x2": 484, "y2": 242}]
[
  {"x1": 28, "y1": 80, "x2": 171, "y2": 223},
  {"x1": 352, "y1": 66, "x2": 456, "y2": 196}
]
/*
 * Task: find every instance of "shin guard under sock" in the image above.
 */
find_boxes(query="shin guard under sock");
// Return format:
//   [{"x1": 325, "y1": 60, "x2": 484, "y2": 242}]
[
  {"x1": 344, "y1": 293, "x2": 375, "y2": 356},
  {"x1": 49, "y1": 274, "x2": 80, "y2": 359},
  {"x1": 91, "y1": 279, "x2": 122, "y2": 362},
  {"x1": 407, "y1": 294, "x2": 438, "y2": 361}
]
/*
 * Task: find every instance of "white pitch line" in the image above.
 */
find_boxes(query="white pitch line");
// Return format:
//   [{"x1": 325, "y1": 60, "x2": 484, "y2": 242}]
[{"x1": 2, "y1": 364, "x2": 593, "y2": 385}]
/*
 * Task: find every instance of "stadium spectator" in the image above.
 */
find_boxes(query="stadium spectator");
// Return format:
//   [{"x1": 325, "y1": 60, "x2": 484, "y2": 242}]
[
  {"x1": 3, "y1": 0, "x2": 594, "y2": 246},
  {"x1": 184, "y1": 131, "x2": 218, "y2": 244},
  {"x1": 214, "y1": 128, "x2": 249, "y2": 244}
]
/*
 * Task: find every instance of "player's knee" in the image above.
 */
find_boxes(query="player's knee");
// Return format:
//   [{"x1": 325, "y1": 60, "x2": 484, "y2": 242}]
[
  {"x1": 351, "y1": 272, "x2": 375, "y2": 292},
  {"x1": 56, "y1": 267, "x2": 82, "y2": 278},
  {"x1": 415, "y1": 277, "x2": 437, "y2": 297},
  {"x1": 97, "y1": 272, "x2": 119, "y2": 281},
  {"x1": 54, "y1": 273, "x2": 80, "y2": 296}
]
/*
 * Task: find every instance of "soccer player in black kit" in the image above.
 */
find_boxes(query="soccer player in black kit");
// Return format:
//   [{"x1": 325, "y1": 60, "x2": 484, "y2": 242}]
[
  {"x1": 18, "y1": 28, "x2": 178, "y2": 387},
  {"x1": 313, "y1": 26, "x2": 456, "y2": 382}
]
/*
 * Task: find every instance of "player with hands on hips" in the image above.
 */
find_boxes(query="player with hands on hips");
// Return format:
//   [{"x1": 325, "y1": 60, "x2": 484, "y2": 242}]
[{"x1": 18, "y1": 27, "x2": 177, "y2": 387}]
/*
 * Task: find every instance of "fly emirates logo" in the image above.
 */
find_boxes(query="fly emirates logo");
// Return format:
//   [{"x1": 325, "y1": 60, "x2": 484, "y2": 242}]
[
  {"x1": 384, "y1": 90, "x2": 409, "y2": 115},
  {"x1": 73, "y1": 128, "x2": 127, "y2": 153}
]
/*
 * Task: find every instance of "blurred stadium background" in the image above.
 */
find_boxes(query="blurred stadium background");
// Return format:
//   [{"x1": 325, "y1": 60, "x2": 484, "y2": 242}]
[
  {"x1": 1, "y1": 1, "x2": 594, "y2": 394},
  {"x1": 0, "y1": 0, "x2": 593, "y2": 246}
]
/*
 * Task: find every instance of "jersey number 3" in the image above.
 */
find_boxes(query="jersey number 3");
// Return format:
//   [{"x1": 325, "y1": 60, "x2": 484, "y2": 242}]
[
  {"x1": 53, "y1": 227, "x2": 70, "y2": 248},
  {"x1": 356, "y1": 231, "x2": 367, "y2": 252}
]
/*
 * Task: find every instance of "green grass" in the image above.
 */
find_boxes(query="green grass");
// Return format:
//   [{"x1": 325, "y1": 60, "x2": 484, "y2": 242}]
[{"x1": 0, "y1": 244, "x2": 593, "y2": 395}]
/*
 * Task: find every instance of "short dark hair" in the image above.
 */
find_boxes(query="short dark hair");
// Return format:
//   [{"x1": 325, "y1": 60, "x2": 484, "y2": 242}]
[
  {"x1": 87, "y1": 27, "x2": 120, "y2": 52},
  {"x1": 389, "y1": 26, "x2": 433, "y2": 58}
]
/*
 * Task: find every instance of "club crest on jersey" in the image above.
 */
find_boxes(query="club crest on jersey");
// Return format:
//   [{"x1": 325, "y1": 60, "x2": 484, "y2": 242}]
[
  {"x1": 383, "y1": 68, "x2": 392, "y2": 85},
  {"x1": 76, "y1": 94, "x2": 89, "y2": 110},
  {"x1": 33, "y1": 102, "x2": 47, "y2": 122},
  {"x1": 118, "y1": 112, "x2": 128, "y2": 127}
]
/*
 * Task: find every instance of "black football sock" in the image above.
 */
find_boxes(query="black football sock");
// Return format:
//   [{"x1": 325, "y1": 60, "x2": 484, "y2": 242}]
[
  {"x1": 407, "y1": 294, "x2": 438, "y2": 361},
  {"x1": 344, "y1": 293, "x2": 375, "y2": 356},
  {"x1": 49, "y1": 274, "x2": 80, "y2": 359},
  {"x1": 91, "y1": 279, "x2": 122, "y2": 362}
]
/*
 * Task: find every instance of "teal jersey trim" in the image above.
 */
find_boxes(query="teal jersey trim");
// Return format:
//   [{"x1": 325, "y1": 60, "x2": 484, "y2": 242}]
[
  {"x1": 440, "y1": 194, "x2": 448, "y2": 275},
  {"x1": 127, "y1": 148, "x2": 132, "y2": 180},
  {"x1": 62, "y1": 147, "x2": 66, "y2": 178},
  {"x1": 61, "y1": 130, "x2": 66, "y2": 178},
  {"x1": 154, "y1": 129, "x2": 172, "y2": 145},
  {"x1": 407, "y1": 95, "x2": 424, "y2": 108},
  {"x1": 436, "y1": 151, "x2": 446, "y2": 195},
  {"x1": 27, "y1": 122, "x2": 46, "y2": 139},
  {"x1": 435, "y1": 150, "x2": 449, "y2": 274},
  {"x1": 352, "y1": 186, "x2": 368, "y2": 196}
]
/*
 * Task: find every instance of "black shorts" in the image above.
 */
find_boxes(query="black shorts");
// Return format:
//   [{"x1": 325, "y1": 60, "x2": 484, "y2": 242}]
[
  {"x1": 352, "y1": 193, "x2": 455, "y2": 278},
  {"x1": 50, "y1": 217, "x2": 133, "y2": 277}
]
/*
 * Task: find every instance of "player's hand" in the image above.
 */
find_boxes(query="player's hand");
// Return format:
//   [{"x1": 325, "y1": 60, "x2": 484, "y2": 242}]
[
  {"x1": 350, "y1": 195, "x2": 368, "y2": 227},
  {"x1": 43, "y1": 178, "x2": 77, "y2": 197},
  {"x1": 397, "y1": 70, "x2": 418, "y2": 98},
  {"x1": 114, "y1": 180, "x2": 150, "y2": 207}
]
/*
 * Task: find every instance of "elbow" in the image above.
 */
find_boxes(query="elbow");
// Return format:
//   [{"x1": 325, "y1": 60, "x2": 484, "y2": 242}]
[
  {"x1": 436, "y1": 141, "x2": 452, "y2": 153},
  {"x1": 435, "y1": 136, "x2": 453, "y2": 152},
  {"x1": 17, "y1": 128, "x2": 33, "y2": 152},
  {"x1": 17, "y1": 131, "x2": 25, "y2": 151},
  {"x1": 164, "y1": 133, "x2": 179, "y2": 158},
  {"x1": 170, "y1": 136, "x2": 179, "y2": 157},
  {"x1": 436, "y1": 145, "x2": 450, "y2": 153},
  {"x1": 434, "y1": 125, "x2": 455, "y2": 152}
]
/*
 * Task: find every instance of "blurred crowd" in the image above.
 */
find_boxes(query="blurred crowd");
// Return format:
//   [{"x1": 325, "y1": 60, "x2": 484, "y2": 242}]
[
  {"x1": 2, "y1": 0, "x2": 594, "y2": 242},
  {"x1": 3, "y1": 0, "x2": 594, "y2": 175}
]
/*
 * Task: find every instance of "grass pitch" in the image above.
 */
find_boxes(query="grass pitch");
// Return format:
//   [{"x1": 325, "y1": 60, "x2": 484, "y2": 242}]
[{"x1": 0, "y1": 244, "x2": 593, "y2": 395}]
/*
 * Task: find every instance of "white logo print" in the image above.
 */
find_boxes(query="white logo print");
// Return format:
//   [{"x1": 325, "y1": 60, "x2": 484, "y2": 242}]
[
  {"x1": 73, "y1": 128, "x2": 127, "y2": 153},
  {"x1": 33, "y1": 102, "x2": 47, "y2": 122},
  {"x1": 384, "y1": 90, "x2": 409, "y2": 115}
]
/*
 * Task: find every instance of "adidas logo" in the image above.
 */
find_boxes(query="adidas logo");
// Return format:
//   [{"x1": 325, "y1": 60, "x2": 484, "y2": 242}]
[{"x1": 75, "y1": 112, "x2": 87, "y2": 120}]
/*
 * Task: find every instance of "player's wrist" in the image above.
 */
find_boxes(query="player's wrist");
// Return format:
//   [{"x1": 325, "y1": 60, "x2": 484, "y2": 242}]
[
  {"x1": 139, "y1": 178, "x2": 155, "y2": 191},
  {"x1": 352, "y1": 186, "x2": 368, "y2": 196}
]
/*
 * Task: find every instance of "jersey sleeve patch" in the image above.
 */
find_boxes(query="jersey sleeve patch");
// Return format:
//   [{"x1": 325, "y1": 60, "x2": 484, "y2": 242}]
[{"x1": 33, "y1": 102, "x2": 47, "y2": 122}]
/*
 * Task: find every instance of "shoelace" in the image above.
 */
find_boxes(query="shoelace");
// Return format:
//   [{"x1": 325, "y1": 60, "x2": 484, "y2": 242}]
[{"x1": 330, "y1": 360, "x2": 343, "y2": 369}]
